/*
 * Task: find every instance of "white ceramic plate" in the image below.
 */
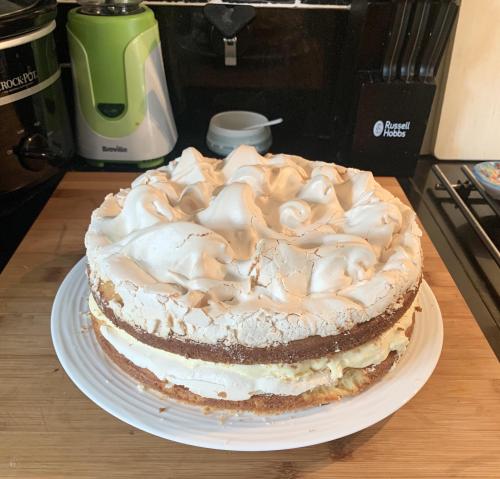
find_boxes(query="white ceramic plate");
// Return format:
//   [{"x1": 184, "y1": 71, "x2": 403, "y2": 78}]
[{"x1": 51, "y1": 258, "x2": 443, "y2": 451}]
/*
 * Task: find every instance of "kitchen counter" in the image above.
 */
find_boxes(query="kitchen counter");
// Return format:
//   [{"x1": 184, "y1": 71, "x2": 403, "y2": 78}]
[{"x1": 0, "y1": 172, "x2": 499, "y2": 478}]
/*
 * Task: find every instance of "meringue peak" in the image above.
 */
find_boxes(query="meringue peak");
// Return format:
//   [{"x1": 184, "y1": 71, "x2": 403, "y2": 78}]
[{"x1": 85, "y1": 146, "x2": 422, "y2": 348}]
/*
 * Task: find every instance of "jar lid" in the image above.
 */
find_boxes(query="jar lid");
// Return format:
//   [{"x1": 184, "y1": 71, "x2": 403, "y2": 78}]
[{"x1": 0, "y1": 0, "x2": 56, "y2": 41}]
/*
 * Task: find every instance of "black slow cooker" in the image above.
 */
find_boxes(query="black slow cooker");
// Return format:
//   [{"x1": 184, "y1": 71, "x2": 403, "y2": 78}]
[
  {"x1": 0, "y1": 0, "x2": 73, "y2": 195},
  {"x1": 0, "y1": 1, "x2": 73, "y2": 271}
]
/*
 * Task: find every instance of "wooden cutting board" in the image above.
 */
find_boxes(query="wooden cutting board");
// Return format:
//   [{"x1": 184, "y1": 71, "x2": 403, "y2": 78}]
[{"x1": 0, "y1": 172, "x2": 499, "y2": 478}]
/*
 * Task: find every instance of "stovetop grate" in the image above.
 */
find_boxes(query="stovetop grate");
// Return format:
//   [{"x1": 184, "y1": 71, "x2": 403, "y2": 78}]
[{"x1": 433, "y1": 164, "x2": 500, "y2": 267}]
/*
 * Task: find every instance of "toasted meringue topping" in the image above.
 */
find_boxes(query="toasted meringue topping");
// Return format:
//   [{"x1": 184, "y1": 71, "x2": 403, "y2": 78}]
[{"x1": 85, "y1": 146, "x2": 422, "y2": 347}]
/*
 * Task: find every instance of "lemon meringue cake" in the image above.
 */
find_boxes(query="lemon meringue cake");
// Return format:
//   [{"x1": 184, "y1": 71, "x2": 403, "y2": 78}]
[{"x1": 85, "y1": 145, "x2": 422, "y2": 414}]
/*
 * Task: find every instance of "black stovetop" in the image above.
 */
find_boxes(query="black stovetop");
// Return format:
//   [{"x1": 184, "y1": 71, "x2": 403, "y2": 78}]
[{"x1": 400, "y1": 158, "x2": 500, "y2": 359}]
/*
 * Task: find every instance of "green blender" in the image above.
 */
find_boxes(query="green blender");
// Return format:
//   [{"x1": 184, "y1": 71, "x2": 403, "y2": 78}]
[{"x1": 67, "y1": 0, "x2": 177, "y2": 167}]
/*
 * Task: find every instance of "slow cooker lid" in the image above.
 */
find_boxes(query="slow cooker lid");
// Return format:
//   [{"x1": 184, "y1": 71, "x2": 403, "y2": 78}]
[{"x1": 0, "y1": 0, "x2": 56, "y2": 40}]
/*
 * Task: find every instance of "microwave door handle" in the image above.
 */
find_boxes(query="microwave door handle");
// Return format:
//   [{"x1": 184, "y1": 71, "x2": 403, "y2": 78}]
[
  {"x1": 400, "y1": 0, "x2": 431, "y2": 82},
  {"x1": 382, "y1": 0, "x2": 413, "y2": 81}
]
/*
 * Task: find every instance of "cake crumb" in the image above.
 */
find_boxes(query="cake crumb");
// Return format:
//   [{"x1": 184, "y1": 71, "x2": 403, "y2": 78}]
[
  {"x1": 159, "y1": 407, "x2": 169, "y2": 413},
  {"x1": 218, "y1": 414, "x2": 229, "y2": 425},
  {"x1": 203, "y1": 406, "x2": 213, "y2": 415},
  {"x1": 217, "y1": 391, "x2": 227, "y2": 398},
  {"x1": 80, "y1": 324, "x2": 91, "y2": 333},
  {"x1": 415, "y1": 306, "x2": 423, "y2": 312}
]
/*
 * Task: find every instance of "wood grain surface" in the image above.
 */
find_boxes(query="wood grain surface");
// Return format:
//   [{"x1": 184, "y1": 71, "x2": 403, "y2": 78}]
[{"x1": 0, "y1": 172, "x2": 499, "y2": 479}]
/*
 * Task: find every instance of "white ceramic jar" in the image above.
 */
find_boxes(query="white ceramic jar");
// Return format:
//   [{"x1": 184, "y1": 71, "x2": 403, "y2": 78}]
[{"x1": 206, "y1": 111, "x2": 273, "y2": 156}]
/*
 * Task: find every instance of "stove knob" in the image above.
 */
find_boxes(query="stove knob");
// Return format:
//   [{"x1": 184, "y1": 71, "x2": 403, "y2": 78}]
[{"x1": 16, "y1": 133, "x2": 56, "y2": 171}]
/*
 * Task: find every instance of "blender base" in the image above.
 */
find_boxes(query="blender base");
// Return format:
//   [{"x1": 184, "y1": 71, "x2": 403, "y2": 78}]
[{"x1": 84, "y1": 157, "x2": 165, "y2": 169}]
